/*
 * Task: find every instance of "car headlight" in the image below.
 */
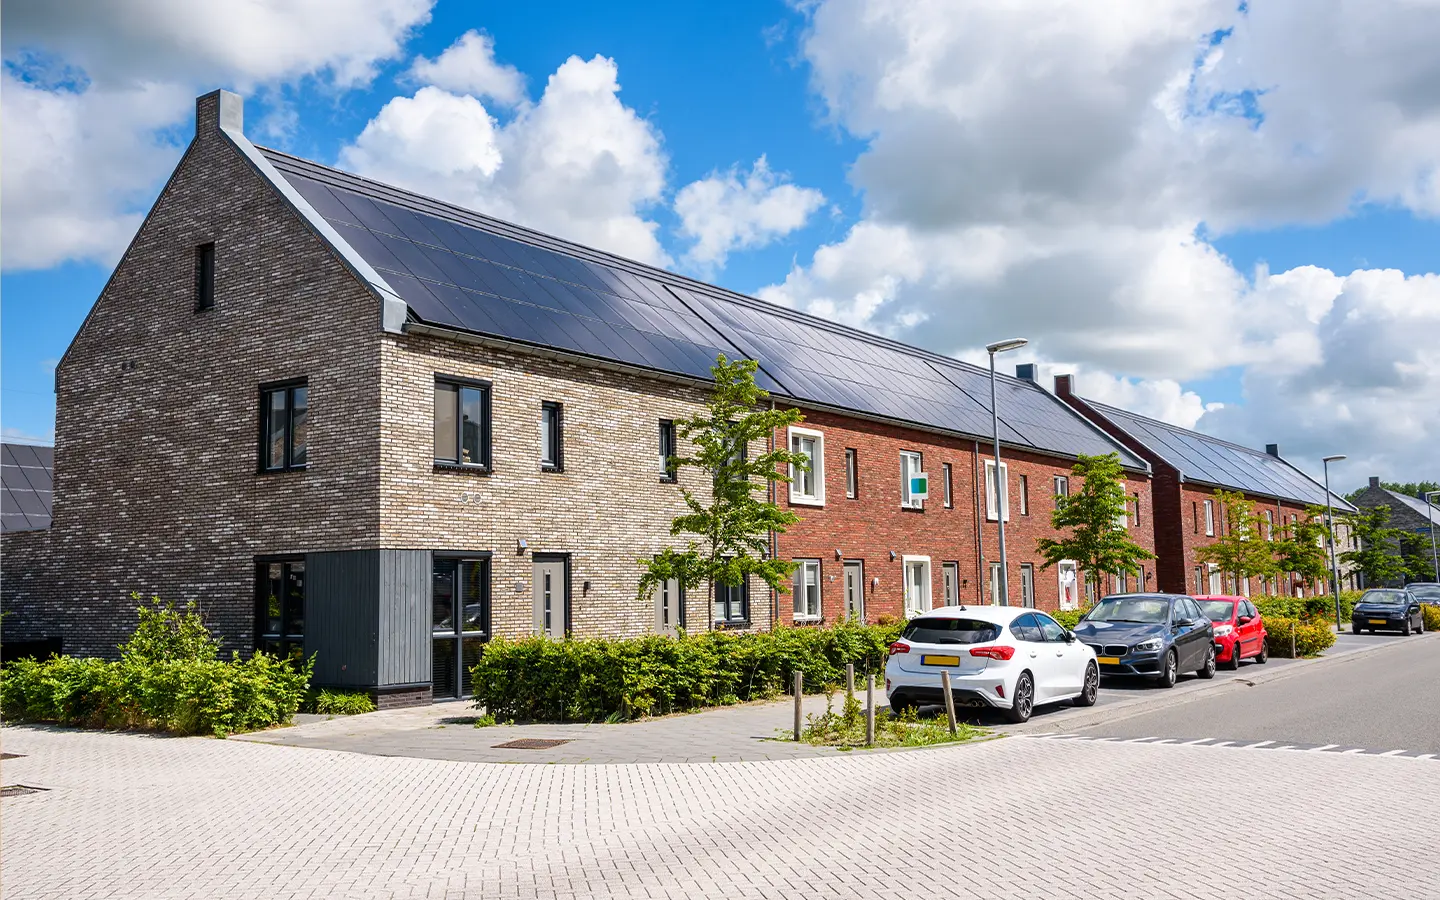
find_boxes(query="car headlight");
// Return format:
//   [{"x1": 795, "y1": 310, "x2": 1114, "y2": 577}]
[
  {"x1": 1213, "y1": 624, "x2": 1233, "y2": 637},
  {"x1": 1133, "y1": 637, "x2": 1163, "y2": 652}
]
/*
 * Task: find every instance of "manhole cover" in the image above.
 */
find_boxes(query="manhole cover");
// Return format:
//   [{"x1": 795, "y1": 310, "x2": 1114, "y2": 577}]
[
  {"x1": 1, "y1": 785, "x2": 47, "y2": 797},
  {"x1": 493, "y1": 738, "x2": 570, "y2": 750},
  {"x1": 1, "y1": 753, "x2": 24, "y2": 760}
]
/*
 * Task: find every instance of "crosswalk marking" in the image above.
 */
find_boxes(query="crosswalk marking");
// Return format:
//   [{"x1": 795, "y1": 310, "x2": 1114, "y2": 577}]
[
  {"x1": 1018, "y1": 733, "x2": 1435, "y2": 760},
  {"x1": 1380, "y1": 749, "x2": 1409, "y2": 757}
]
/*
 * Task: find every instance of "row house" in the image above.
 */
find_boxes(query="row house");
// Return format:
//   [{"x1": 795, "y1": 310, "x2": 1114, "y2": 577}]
[
  {"x1": 1055, "y1": 376, "x2": 1357, "y2": 597},
  {"x1": 0, "y1": 90, "x2": 1149, "y2": 706}
]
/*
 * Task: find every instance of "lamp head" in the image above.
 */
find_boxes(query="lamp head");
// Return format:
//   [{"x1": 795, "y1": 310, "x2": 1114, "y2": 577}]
[
  {"x1": 986, "y1": 337, "x2": 1029, "y2": 355},
  {"x1": 1321, "y1": 454, "x2": 1346, "y2": 463}
]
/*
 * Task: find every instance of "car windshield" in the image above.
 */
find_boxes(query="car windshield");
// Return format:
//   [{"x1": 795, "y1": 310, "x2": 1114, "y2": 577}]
[
  {"x1": 1360, "y1": 590, "x2": 1408, "y2": 605},
  {"x1": 1197, "y1": 599, "x2": 1236, "y2": 622},
  {"x1": 1408, "y1": 584, "x2": 1440, "y2": 600},
  {"x1": 901, "y1": 617, "x2": 1001, "y2": 645},
  {"x1": 1084, "y1": 597, "x2": 1171, "y2": 624}
]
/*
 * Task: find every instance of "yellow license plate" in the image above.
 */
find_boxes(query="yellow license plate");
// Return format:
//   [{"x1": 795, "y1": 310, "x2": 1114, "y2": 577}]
[
  {"x1": 1096, "y1": 656, "x2": 1121, "y2": 665},
  {"x1": 922, "y1": 655, "x2": 960, "y2": 666},
  {"x1": 1369, "y1": 619, "x2": 1386, "y2": 625}
]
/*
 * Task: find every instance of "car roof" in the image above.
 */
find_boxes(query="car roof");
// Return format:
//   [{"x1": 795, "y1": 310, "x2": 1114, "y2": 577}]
[
  {"x1": 1192, "y1": 595, "x2": 1244, "y2": 602},
  {"x1": 908, "y1": 605, "x2": 1041, "y2": 624},
  {"x1": 1098, "y1": 593, "x2": 1185, "y2": 602}
]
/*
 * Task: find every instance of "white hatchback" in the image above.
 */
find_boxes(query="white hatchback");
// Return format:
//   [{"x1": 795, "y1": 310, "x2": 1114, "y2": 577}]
[{"x1": 885, "y1": 605, "x2": 1099, "y2": 724}]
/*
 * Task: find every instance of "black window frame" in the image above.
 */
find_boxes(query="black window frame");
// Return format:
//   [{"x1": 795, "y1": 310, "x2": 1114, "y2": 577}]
[
  {"x1": 658, "y1": 418, "x2": 678, "y2": 483},
  {"x1": 714, "y1": 576, "x2": 750, "y2": 627},
  {"x1": 258, "y1": 379, "x2": 309, "y2": 474},
  {"x1": 540, "y1": 401, "x2": 564, "y2": 472},
  {"x1": 434, "y1": 376, "x2": 493, "y2": 471},
  {"x1": 431, "y1": 552, "x2": 492, "y2": 700},
  {"x1": 195, "y1": 242, "x2": 216, "y2": 311},
  {"x1": 255, "y1": 556, "x2": 305, "y2": 662}
]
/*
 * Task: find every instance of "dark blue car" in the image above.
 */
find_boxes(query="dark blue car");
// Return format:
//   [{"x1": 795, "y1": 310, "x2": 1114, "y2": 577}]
[
  {"x1": 1073, "y1": 593, "x2": 1216, "y2": 688},
  {"x1": 1352, "y1": 588, "x2": 1424, "y2": 635}
]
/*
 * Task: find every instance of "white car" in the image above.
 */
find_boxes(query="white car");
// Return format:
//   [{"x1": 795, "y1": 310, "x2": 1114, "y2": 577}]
[{"x1": 885, "y1": 605, "x2": 1099, "y2": 724}]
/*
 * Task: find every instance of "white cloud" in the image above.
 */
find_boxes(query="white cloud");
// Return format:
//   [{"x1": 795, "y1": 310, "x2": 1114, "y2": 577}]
[
  {"x1": 1, "y1": 426, "x2": 55, "y2": 446},
  {"x1": 1, "y1": 0, "x2": 433, "y2": 271},
  {"x1": 674, "y1": 157, "x2": 825, "y2": 272},
  {"x1": 409, "y1": 30, "x2": 524, "y2": 107},
  {"x1": 342, "y1": 54, "x2": 671, "y2": 265}
]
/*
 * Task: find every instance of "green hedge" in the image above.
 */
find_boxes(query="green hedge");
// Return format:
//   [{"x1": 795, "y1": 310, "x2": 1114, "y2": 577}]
[
  {"x1": 1050, "y1": 608, "x2": 1092, "y2": 631},
  {"x1": 1263, "y1": 616, "x2": 1336, "y2": 658},
  {"x1": 1255, "y1": 593, "x2": 1355, "y2": 626},
  {"x1": 471, "y1": 620, "x2": 903, "y2": 722},
  {"x1": 1424, "y1": 605, "x2": 1440, "y2": 633}
]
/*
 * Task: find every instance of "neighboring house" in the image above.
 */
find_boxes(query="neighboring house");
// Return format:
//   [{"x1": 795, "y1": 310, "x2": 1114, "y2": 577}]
[
  {"x1": 0, "y1": 90, "x2": 1149, "y2": 706},
  {"x1": 1350, "y1": 477, "x2": 1440, "y2": 583},
  {"x1": 1055, "y1": 375, "x2": 1357, "y2": 598}
]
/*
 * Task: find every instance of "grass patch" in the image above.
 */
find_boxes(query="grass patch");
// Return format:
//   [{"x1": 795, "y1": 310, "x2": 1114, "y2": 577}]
[{"x1": 797, "y1": 692, "x2": 987, "y2": 750}]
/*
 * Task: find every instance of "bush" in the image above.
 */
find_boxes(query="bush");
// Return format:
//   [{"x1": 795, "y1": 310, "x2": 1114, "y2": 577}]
[
  {"x1": 1263, "y1": 616, "x2": 1336, "y2": 659},
  {"x1": 1422, "y1": 604, "x2": 1440, "y2": 633},
  {"x1": 1050, "y1": 607, "x2": 1092, "y2": 631},
  {"x1": 1255, "y1": 594, "x2": 1350, "y2": 627},
  {"x1": 0, "y1": 596, "x2": 311, "y2": 736},
  {"x1": 471, "y1": 619, "x2": 903, "y2": 722},
  {"x1": 314, "y1": 689, "x2": 377, "y2": 716}
]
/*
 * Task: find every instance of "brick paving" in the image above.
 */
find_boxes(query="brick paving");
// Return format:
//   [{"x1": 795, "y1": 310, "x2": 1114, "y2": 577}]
[{"x1": 5, "y1": 724, "x2": 1438, "y2": 899}]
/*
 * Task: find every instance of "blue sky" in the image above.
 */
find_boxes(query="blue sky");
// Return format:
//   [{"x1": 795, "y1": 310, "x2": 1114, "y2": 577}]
[{"x1": 3, "y1": 0, "x2": 1437, "y2": 485}]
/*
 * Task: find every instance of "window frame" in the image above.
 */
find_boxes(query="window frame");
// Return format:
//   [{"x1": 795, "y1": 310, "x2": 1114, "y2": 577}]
[
  {"x1": 431, "y1": 552, "x2": 492, "y2": 700},
  {"x1": 255, "y1": 556, "x2": 305, "y2": 661},
  {"x1": 1019, "y1": 562, "x2": 1036, "y2": 608},
  {"x1": 658, "y1": 419, "x2": 678, "y2": 483},
  {"x1": 1204, "y1": 499, "x2": 1216, "y2": 536},
  {"x1": 792, "y1": 558, "x2": 822, "y2": 622},
  {"x1": 942, "y1": 561, "x2": 959, "y2": 605},
  {"x1": 195, "y1": 242, "x2": 216, "y2": 312},
  {"x1": 258, "y1": 379, "x2": 309, "y2": 474},
  {"x1": 713, "y1": 575, "x2": 750, "y2": 627},
  {"x1": 433, "y1": 376, "x2": 493, "y2": 471},
  {"x1": 787, "y1": 426, "x2": 825, "y2": 506},
  {"x1": 900, "y1": 450, "x2": 924, "y2": 510},
  {"x1": 984, "y1": 459, "x2": 1010, "y2": 521},
  {"x1": 1132, "y1": 492, "x2": 1141, "y2": 526},
  {"x1": 902, "y1": 555, "x2": 932, "y2": 616},
  {"x1": 942, "y1": 463, "x2": 954, "y2": 508},
  {"x1": 844, "y1": 448, "x2": 858, "y2": 499},
  {"x1": 1053, "y1": 475, "x2": 1070, "y2": 499},
  {"x1": 1019, "y1": 475, "x2": 1030, "y2": 516},
  {"x1": 540, "y1": 401, "x2": 564, "y2": 472}
]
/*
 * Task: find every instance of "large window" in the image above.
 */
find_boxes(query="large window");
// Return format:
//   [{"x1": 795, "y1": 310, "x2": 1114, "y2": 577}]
[
  {"x1": 260, "y1": 381, "x2": 308, "y2": 472},
  {"x1": 434, "y1": 378, "x2": 491, "y2": 469},
  {"x1": 658, "y1": 419, "x2": 677, "y2": 482},
  {"x1": 900, "y1": 451, "x2": 924, "y2": 509},
  {"x1": 985, "y1": 460, "x2": 1010, "y2": 521},
  {"x1": 256, "y1": 559, "x2": 304, "y2": 660},
  {"x1": 540, "y1": 401, "x2": 564, "y2": 471},
  {"x1": 903, "y1": 556, "x2": 931, "y2": 615},
  {"x1": 793, "y1": 559, "x2": 821, "y2": 621},
  {"x1": 432, "y1": 556, "x2": 489, "y2": 699},
  {"x1": 788, "y1": 427, "x2": 825, "y2": 505},
  {"x1": 845, "y1": 448, "x2": 858, "y2": 499},
  {"x1": 714, "y1": 576, "x2": 749, "y2": 626},
  {"x1": 195, "y1": 242, "x2": 216, "y2": 311}
]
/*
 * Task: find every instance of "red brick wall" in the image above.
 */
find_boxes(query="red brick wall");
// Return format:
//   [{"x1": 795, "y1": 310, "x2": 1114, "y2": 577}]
[{"x1": 1178, "y1": 487, "x2": 1325, "y2": 597}]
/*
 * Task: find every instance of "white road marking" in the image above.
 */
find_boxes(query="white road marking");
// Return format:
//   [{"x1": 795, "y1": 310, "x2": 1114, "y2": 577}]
[
  {"x1": 1311, "y1": 744, "x2": 1339, "y2": 752},
  {"x1": 1342, "y1": 748, "x2": 1367, "y2": 754},
  {"x1": 1181, "y1": 738, "x2": 1213, "y2": 745},
  {"x1": 1380, "y1": 749, "x2": 1409, "y2": 757},
  {"x1": 1245, "y1": 740, "x2": 1275, "y2": 749},
  {"x1": 1416, "y1": 753, "x2": 1436, "y2": 760}
]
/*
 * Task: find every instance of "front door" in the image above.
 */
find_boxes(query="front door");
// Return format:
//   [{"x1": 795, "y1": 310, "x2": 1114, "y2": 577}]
[
  {"x1": 843, "y1": 561, "x2": 864, "y2": 622},
  {"x1": 533, "y1": 558, "x2": 567, "y2": 638},
  {"x1": 942, "y1": 563, "x2": 958, "y2": 606},
  {"x1": 655, "y1": 577, "x2": 683, "y2": 635}
]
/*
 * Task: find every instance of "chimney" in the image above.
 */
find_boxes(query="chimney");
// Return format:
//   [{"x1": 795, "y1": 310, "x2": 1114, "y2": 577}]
[
  {"x1": 1054, "y1": 374, "x2": 1074, "y2": 397},
  {"x1": 1015, "y1": 363, "x2": 1038, "y2": 383},
  {"x1": 195, "y1": 89, "x2": 243, "y2": 137},
  {"x1": 1265, "y1": 443, "x2": 1280, "y2": 457},
  {"x1": 1368, "y1": 476, "x2": 1380, "y2": 489}
]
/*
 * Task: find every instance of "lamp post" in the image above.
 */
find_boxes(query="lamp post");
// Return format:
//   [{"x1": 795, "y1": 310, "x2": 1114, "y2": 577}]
[
  {"x1": 1322, "y1": 454, "x2": 1345, "y2": 630},
  {"x1": 986, "y1": 338, "x2": 1028, "y2": 605},
  {"x1": 1425, "y1": 491, "x2": 1440, "y2": 582}
]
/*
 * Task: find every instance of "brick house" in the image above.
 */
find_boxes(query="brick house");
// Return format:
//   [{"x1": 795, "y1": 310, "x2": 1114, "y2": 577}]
[
  {"x1": 1055, "y1": 375, "x2": 1357, "y2": 598},
  {"x1": 0, "y1": 90, "x2": 1149, "y2": 705},
  {"x1": 1349, "y1": 477, "x2": 1440, "y2": 584}
]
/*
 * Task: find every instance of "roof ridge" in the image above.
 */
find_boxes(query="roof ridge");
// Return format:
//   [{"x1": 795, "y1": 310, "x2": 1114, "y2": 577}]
[{"x1": 1083, "y1": 397, "x2": 1278, "y2": 459}]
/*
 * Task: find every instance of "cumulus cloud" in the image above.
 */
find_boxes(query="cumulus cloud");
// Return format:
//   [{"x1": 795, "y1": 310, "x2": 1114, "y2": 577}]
[
  {"x1": 408, "y1": 30, "x2": 524, "y2": 107},
  {"x1": 344, "y1": 53, "x2": 671, "y2": 265},
  {"x1": 1, "y1": 0, "x2": 433, "y2": 271},
  {"x1": 674, "y1": 157, "x2": 825, "y2": 272}
]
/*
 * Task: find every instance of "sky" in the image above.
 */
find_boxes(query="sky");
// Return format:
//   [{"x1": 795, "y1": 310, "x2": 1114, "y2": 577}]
[{"x1": 2, "y1": 0, "x2": 1437, "y2": 493}]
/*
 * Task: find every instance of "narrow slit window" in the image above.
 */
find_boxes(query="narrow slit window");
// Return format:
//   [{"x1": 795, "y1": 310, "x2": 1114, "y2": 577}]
[
  {"x1": 658, "y1": 419, "x2": 677, "y2": 482},
  {"x1": 541, "y1": 402, "x2": 563, "y2": 471},
  {"x1": 196, "y1": 242, "x2": 215, "y2": 311}
]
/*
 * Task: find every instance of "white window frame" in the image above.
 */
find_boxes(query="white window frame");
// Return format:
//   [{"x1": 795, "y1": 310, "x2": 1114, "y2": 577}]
[
  {"x1": 1019, "y1": 475, "x2": 1030, "y2": 516},
  {"x1": 792, "y1": 558, "x2": 822, "y2": 622},
  {"x1": 985, "y1": 460, "x2": 1010, "y2": 522},
  {"x1": 1053, "y1": 475, "x2": 1069, "y2": 499},
  {"x1": 1203, "y1": 499, "x2": 1216, "y2": 537},
  {"x1": 1115, "y1": 479, "x2": 1129, "y2": 530},
  {"x1": 988, "y1": 561, "x2": 1004, "y2": 605},
  {"x1": 1057, "y1": 560, "x2": 1079, "y2": 611},
  {"x1": 787, "y1": 426, "x2": 825, "y2": 506},
  {"x1": 844, "y1": 448, "x2": 857, "y2": 499},
  {"x1": 1264, "y1": 509, "x2": 1274, "y2": 540},
  {"x1": 941, "y1": 561, "x2": 959, "y2": 605},
  {"x1": 1207, "y1": 563, "x2": 1222, "y2": 595},
  {"x1": 1020, "y1": 563, "x2": 1035, "y2": 608},
  {"x1": 902, "y1": 555, "x2": 932, "y2": 615},
  {"x1": 942, "y1": 463, "x2": 953, "y2": 508},
  {"x1": 900, "y1": 451, "x2": 924, "y2": 510}
]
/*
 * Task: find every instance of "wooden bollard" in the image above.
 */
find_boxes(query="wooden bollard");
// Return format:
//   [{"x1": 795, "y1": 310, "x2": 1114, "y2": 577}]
[
  {"x1": 845, "y1": 662, "x2": 855, "y2": 701},
  {"x1": 941, "y1": 670, "x2": 958, "y2": 735},
  {"x1": 793, "y1": 671, "x2": 803, "y2": 741},
  {"x1": 865, "y1": 675, "x2": 876, "y2": 746}
]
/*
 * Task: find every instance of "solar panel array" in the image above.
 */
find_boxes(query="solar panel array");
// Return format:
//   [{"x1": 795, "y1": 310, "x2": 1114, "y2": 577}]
[
  {"x1": 261, "y1": 148, "x2": 1143, "y2": 466},
  {"x1": 2, "y1": 443, "x2": 54, "y2": 532},
  {"x1": 1085, "y1": 400, "x2": 1344, "y2": 507}
]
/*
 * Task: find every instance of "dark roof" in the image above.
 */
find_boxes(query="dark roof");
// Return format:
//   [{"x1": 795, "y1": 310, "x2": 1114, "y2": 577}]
[
  {"x1": 2, "y1": 443, "x2": 54, "y2": 532},
  {"x1": 1378, "y1": 488, "x2": 1436, "y2": 521},
  {"x1": 256, "y1": 147, "x2": 1145, "y2": 469},
  {"x1": 1081, "y1": 399, "x2": 1354, "y2": 509}
]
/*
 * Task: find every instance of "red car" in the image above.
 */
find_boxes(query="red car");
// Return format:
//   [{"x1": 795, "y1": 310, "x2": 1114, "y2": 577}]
[{"x1": 1193, "y1": 595, "x2": 1268, "y2": 669}]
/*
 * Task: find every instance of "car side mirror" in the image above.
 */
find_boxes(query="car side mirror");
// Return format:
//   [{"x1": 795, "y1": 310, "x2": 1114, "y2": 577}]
[
  {"x1": 1176, "y1": 618, "x2": 1194, "y2": 628},
  {"x1": 1237, "y1": 615, "x2": 1252, "y2": 625},
  {"x1": 1064, "y1": 630, "x2": 1076, "y2": 644}
]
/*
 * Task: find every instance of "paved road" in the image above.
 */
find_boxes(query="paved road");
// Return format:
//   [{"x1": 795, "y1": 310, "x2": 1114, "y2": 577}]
[
  {"x1": 1070, "y1": 631, "x2": 1440, "y2": 751},
  {"x1": 5, "y1": 724, "x2": 1439, "y2": 899}
]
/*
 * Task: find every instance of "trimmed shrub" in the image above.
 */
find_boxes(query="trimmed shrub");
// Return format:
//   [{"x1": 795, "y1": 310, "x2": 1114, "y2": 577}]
[
  {"x1": 1422, "y1": 604, "x2": 1440, "y2": 633},
  {"x1": 471, "y1": 620, "x2": 903, "y2": 722},
  {"x1": 1050, "y1": 608, "x2": 1091, "y2": 631},
  {"x1": 1255, "y1": 595, "x2": 1350, "y2": 627},
  {"x1": 314, "y1": 689, "x2": 377, "y2": 716},
  {"x1": 1263, "y1": 616, "x2": 1336, "y2": 659}
]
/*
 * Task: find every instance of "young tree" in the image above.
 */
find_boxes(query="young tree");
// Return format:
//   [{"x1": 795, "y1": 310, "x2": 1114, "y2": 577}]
[
  {"x1": 1036, "y1": 453, "x2": 1154, "y2": 603},
  {"x1": 1273, "y1": 508, "x2": 1332, "y2": 594},
  {"x1": 1195, "y1": 490, "x2": 1277, "y2": 592},
  {"x1": 1340, "y1": 506, "x2": 1410, "y2": 586},
  {"x1": 637, "y1": 355, "x2": 809, "y2": 630}
]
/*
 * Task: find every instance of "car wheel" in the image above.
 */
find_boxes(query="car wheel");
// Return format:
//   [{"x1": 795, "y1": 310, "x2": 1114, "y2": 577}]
[
  {"x1": 1155, "y1": 650, "x2": 1178, "y2": 689},
  {"x1": 1418, "y1": 616, "x2": 1424, "y2": 635},
  {"x1": 1197, "y1": 645, "x2": 1217, "y2": 679},
  {"x1": 1402, "y1": 619, "x2": 1412, "y2": 637},
  {"x1": 1005, "y1": 672, "x2": 1035, "y2": 724},
  {"x1": 1255, "y1": 643, "x2": 1268, "y2": 664},
  {"x1": 1074, "y1": 662, "x2": 1099, "y2": 707},
  {"x1": 1225, "y1": 643, "x2": 1242, "y2": 670}
]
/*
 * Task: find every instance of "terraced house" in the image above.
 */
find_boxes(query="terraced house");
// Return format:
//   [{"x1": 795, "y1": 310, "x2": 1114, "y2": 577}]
[{"x1": 1, "y1": 90, "x2": 1153, "y2": 706}]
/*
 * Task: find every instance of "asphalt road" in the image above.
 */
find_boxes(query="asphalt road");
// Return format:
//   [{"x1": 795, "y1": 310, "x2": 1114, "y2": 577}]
[{"x1": 1071, "y1": 631, "x2": 1440, "y2": 752}]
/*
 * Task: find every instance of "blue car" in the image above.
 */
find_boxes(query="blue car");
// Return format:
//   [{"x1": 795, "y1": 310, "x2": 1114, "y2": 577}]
[
  {"x1": 1352, "y1": 588, "x2": 1424, "y2": 635},
  {"x1": 1073, "y1": 593, "x2": 1216, "y2": 688}
]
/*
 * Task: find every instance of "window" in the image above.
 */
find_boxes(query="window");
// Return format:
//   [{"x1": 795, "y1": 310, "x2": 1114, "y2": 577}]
[
  {"x1": 1035, "y1": 614, "x2": 1067, "y2": 642},
  {"x1": 195, "y1": 242, "x2": 215, "y2": 311},
  {"x1": 1010, "y1": 613, "x2": 1043, "y2": 642},
  {"x1": 1019, "y1": 475, "x2": 1030, "y2": 515},
  {"x1": 432, "y1": 556, "x2": 489, "y2": 699},
  {"x1": 903, "y1": 556, "x2": 931, "y2": 615},
  {"x1": 1057, "y1": 560, "x2": 1079, "y2": 610},
  {"x1": 1053, "y1": 475, "x2": 1069, "y2": 499},
  {"x1": 656, "y1": 578, "x2": 684, "y2": 633},
  {"x1": 1116, "y1": 571, "x2": 1129, "y2": 593},
  {"x1": 989, "y1": 561, "x2": 1004, "y2": 605},
  {"x1": 1203, "y1": 499, "x2": 1216, "y2": 536},
  {"x1": 1194, "y1": 566, "x2": 1204, "y2": 592},
  {"x1": 434, "y1": 378, "x2": 491, "y2": 469},
  {"x1": 1238, "y1": 575, "x2": 1250, "y2": 597},
  {"x1": 1020, "y1": 563, "x2": 1036, "y2": 607},
  {"x1": 1194, "y1": 501, "x2": 1200, "y2": 534},
  {"x1": 793, "y1": 559, "x2": 821, "y2": 621},
  {"x1": 942, "y1": 561, "x2": 959, "y2": 605},
  {"x1": 255, "y1": 559, "x2": 304, "y2": 660},
  {"x1": 260, "y1": 381, "x2": 308, "y2": 472},
  {"x1": 984, "y1": 460, "x2": 1010, "y2": 521},
  {"x1": 1264, "y1": 509, "x2": 1274, "y2": 540},
  {"x1": 942, "y1": 463, "x2": 953, "y2": 508},
  {"x1": 540, "y1": 402, "x2": 563, "y2": 471},
  {"x1": 1132, "y1": 492, "x2": 1141, "y2": 526},
  {"x1": 714, "y1": 576, "x2": 749, "y2": 626},
  {"x1": 658, "y1": 419, "x2": 677, "y2": 482},
  {"x1": 788, "y1": 427, "x2": 825, "y2": 505},
  {"x1": 1208, "y1": 564, "x2": 1222, "y2": 595},
  {"x1": 845, "y1": 448, "x2": 858, "y2": 499},
  {"x1": 900, "y1": 451, "x2": 925, "y2": 509}
]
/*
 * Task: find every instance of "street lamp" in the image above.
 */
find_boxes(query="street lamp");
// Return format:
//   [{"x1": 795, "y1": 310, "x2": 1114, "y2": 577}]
[
  {"x1": 1322, "y1": 454, "x2": 1345, "y2": 631},
  {"x1": 986, "y1": 337, "x2": 1028, "y2": 605},
  {"x1": 1425, "y1": 491, "x2": 1440, "y2": 582}
]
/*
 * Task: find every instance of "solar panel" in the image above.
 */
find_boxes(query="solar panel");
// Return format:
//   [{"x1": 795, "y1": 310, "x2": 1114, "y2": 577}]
[{"x1": 1, "y1": 444, "x2": 54, "y2": 532}]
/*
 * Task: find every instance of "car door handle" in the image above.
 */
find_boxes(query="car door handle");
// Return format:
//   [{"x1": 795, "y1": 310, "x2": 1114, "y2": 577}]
[{"x1": 1029, "y1": 650, "x2": 1038, "y2": 658}]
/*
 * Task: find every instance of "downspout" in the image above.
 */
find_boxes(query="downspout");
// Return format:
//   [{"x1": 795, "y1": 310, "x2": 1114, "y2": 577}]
[
  {"x1": 972, "y1": 440, "x2": 984, "y2": 604},
  {"x1": 769, "y1": 399, "x2": 778, "y2": 632}
]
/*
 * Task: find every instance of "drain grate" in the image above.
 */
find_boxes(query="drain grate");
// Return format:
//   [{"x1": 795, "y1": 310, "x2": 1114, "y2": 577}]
[
  {"x1": 493, "y1": 738, "x2": 570, "y2": 750},
  {"x1": 1, "y1": 785, "x2": 48, "y2": 797},
  {"x1": 1, "y1": 753, "x2": 25, "y2": 760}
]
